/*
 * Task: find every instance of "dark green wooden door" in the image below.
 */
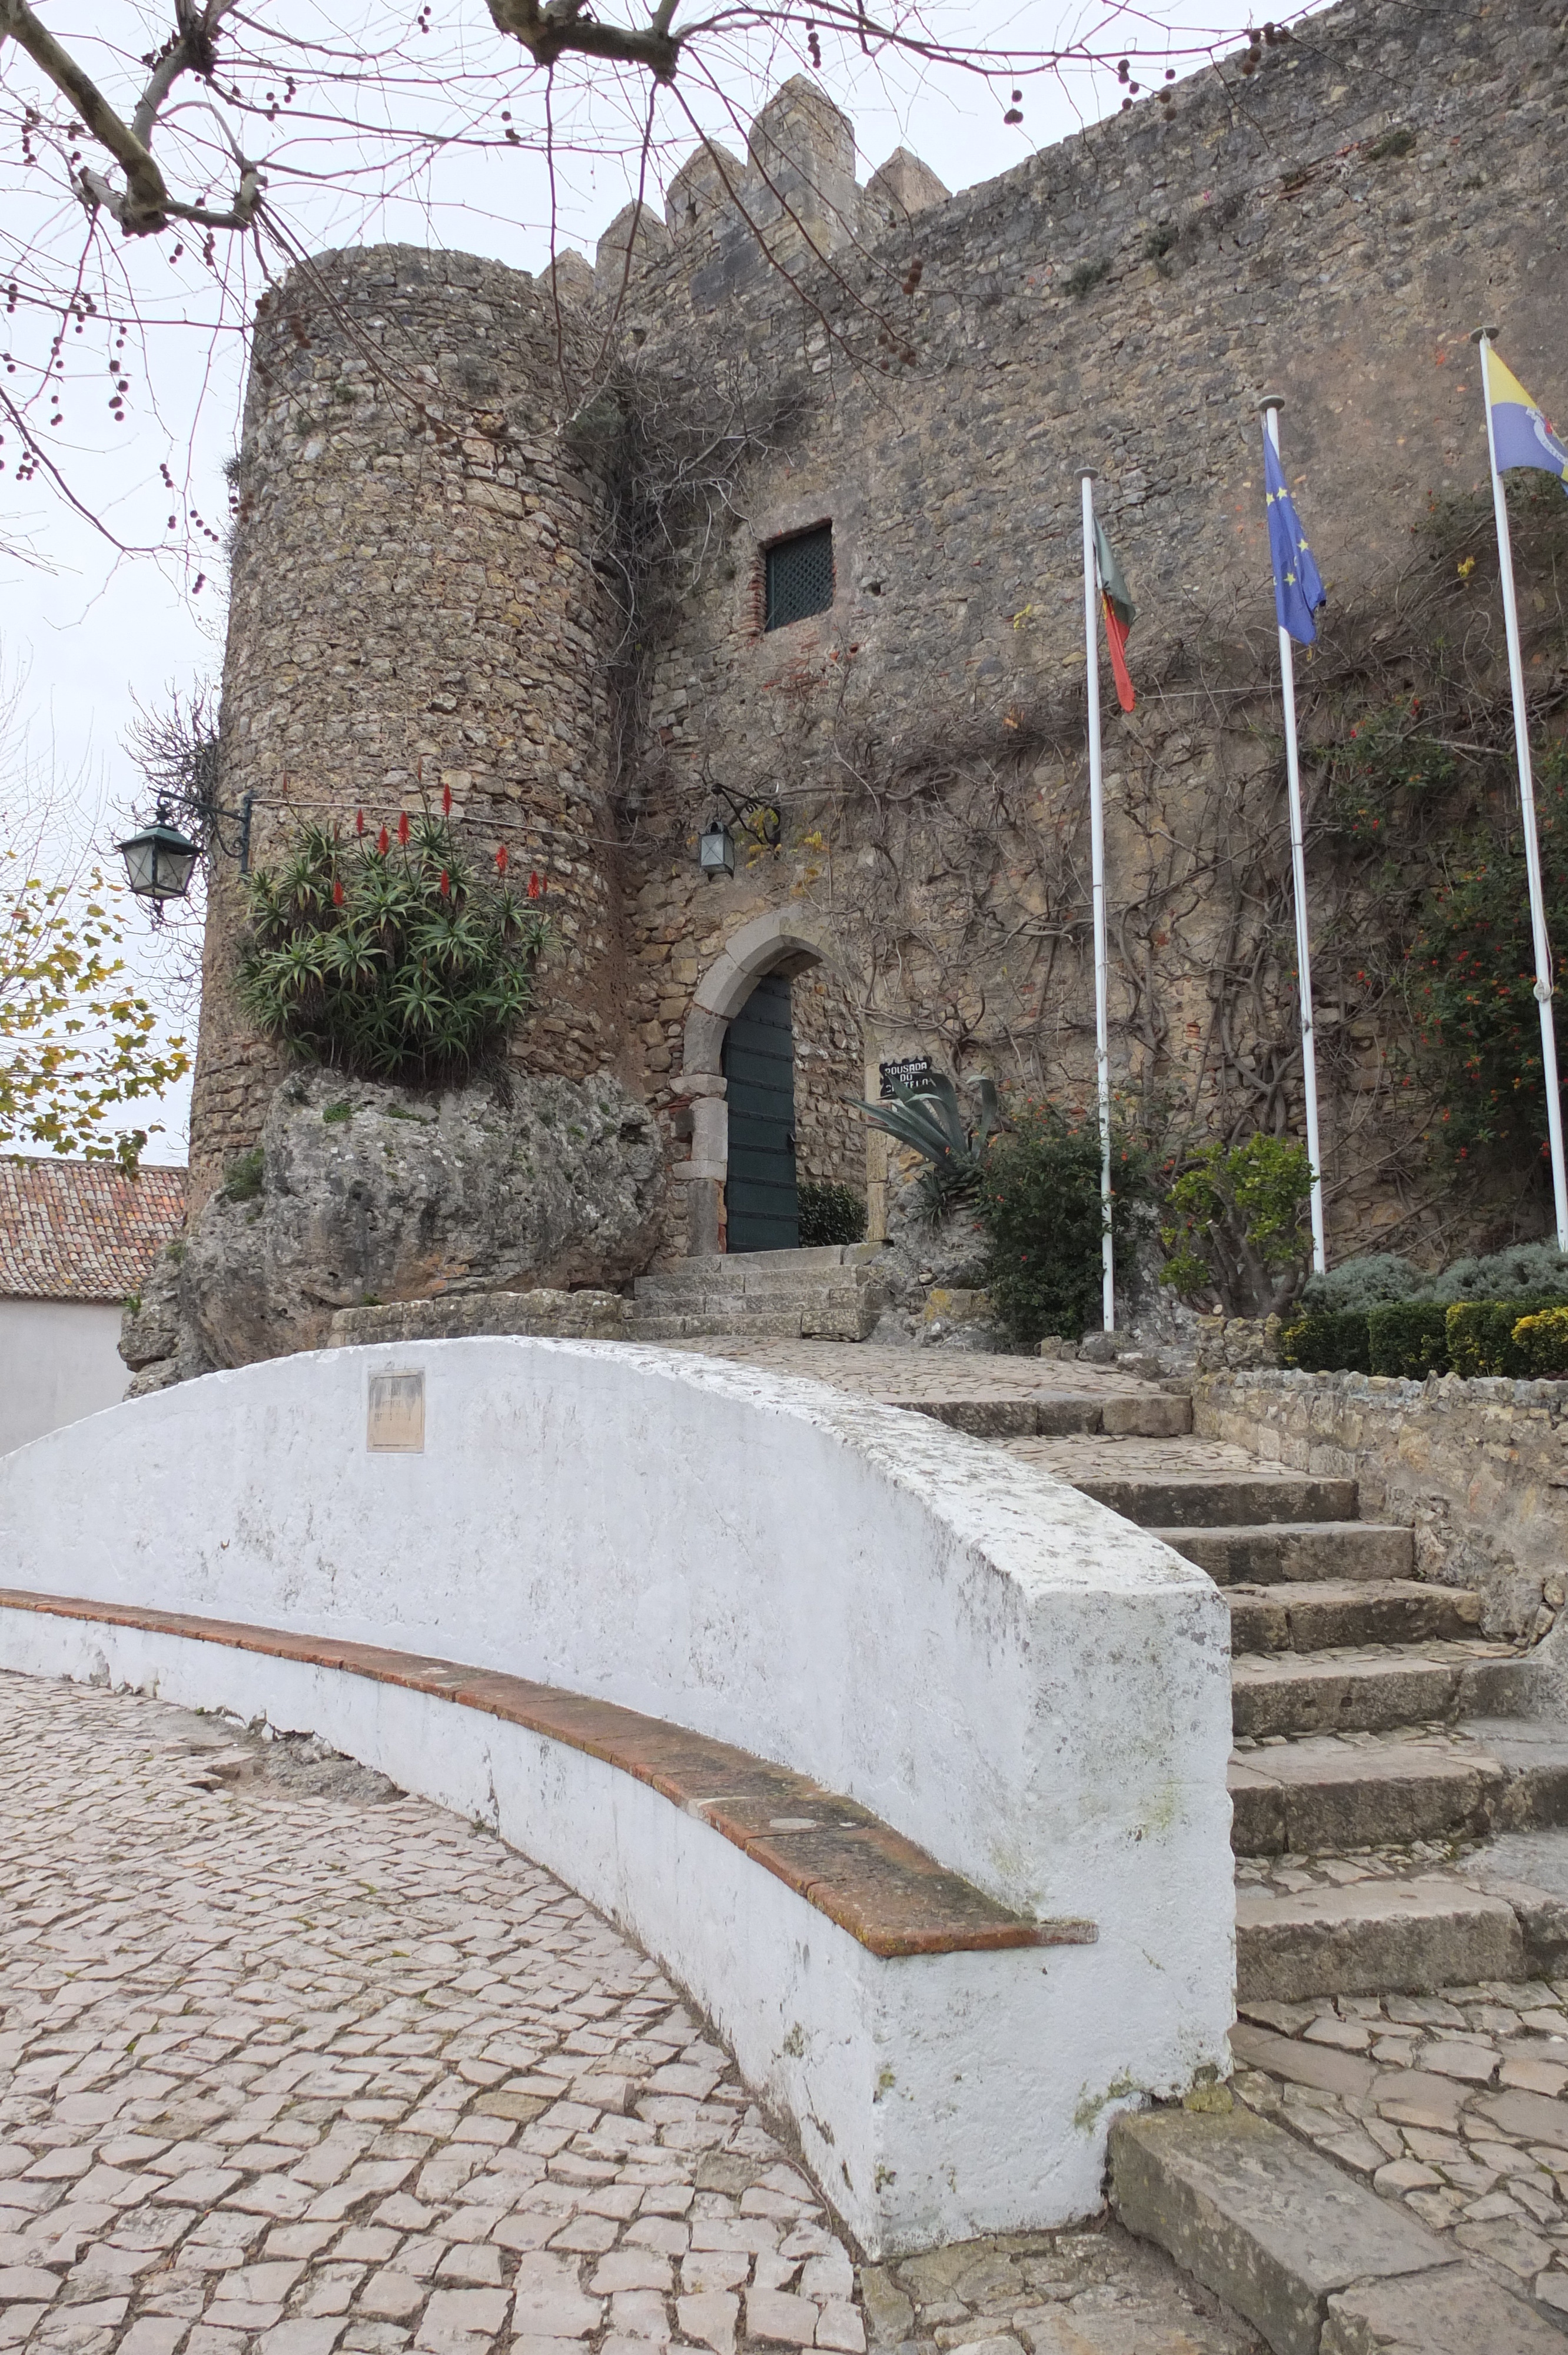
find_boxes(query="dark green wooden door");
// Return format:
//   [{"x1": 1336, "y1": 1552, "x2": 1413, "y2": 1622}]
[{"x1": 723, "y1": 973, "x2": 799, "y2": 1252}]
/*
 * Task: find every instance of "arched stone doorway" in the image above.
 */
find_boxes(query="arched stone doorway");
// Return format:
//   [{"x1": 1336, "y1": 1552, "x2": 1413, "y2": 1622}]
[{"x1": 679, "y1": 911, "x2": 864, "y2": 1257}]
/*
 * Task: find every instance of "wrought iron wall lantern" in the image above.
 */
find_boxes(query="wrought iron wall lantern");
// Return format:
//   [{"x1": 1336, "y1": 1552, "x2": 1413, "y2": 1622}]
[
  {"x1": 118, "y1": 790, "x2": 254, "y2": 919},
  {"x1": 697, "y1": 790, "x2": 783, "y2": 881}
]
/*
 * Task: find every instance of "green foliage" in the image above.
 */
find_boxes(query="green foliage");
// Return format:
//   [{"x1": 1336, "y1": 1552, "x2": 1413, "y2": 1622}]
[
  {"x1": 855, "y1": 1074, "x2": 1000, "y2": 1220},
  {"x1": 1367, "y1": 1300, "x2": 1449, "y2": 1379},
  {"x1": 1367, "y1": 126, "x2": 1416, "y2": 161},
  {"x1": 221, "y1": 1146, "x2": 265, "y2": 1203},
  {"x1": 1425, "y1": 1243, "x2": 1568, "y2": 1303},
  {"x1": 1300, "y1": 1253, "x2": 1424, "y2": 1313},
  {"x1": 1511, "y1": 1307, "x2": 1568, "y2": 1379},
  {"x1": 322, "y1": 1099, "x2": 353, "y2": 1125},
  {"x1": 1405, "y1": 746, "x2": 1568, "y2": 1167},
  {"x1": 976, "y1": 1099, "x2": 1155, "y2": 1349},
  {"x1": 796, "y1": 1180, "x2": 867, "y2": 1248},
  {"x1": 1064, "y1": 258, "x2": 1111, "y2": 298},
  {"x1": 1161, "y1": 1134, "x2": 1314, "y2": 1315},
  {"x1": 237, "y1": 812, "x2": 549, "y2": 1084},
  {"x1": 1445, "y1": 1296, "x2": 1568, "y2": 1378},
  {"x1": 1, "y1": 837, "x2": 189, "y2": 1172},
  {"x1": 1279, "y1": 1308, "x2": 1371, "y2": 1375}
]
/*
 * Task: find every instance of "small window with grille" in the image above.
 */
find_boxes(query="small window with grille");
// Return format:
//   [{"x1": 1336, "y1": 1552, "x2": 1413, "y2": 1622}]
[{"x1": 764, "y1": 523, "x2": 834, "y2": 632}]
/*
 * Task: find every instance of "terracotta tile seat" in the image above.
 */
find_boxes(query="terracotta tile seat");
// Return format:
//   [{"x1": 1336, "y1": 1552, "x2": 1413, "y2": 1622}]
[{"x1": 0, "y1": 1585, "x2": 1095, "y2": 1962}]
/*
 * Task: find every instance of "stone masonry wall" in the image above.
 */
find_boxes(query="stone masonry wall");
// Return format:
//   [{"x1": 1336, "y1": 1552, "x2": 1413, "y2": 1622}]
[
  {"x1": 1195, "y1": 1367, "x2": 1568, "y2": 1644},
  {"x1": 792, "y1": 961, "x2": 865, "y2": 1194},
  {"x1": 599, "y1": 0, "x2": 1567, "y2": 1261},
  {"x1": 191, "y1": 250, "x2": 637, "y2": 1211},
  {"x1": 195, "y1": 0, "x2": 1567, "y2": 1263}
]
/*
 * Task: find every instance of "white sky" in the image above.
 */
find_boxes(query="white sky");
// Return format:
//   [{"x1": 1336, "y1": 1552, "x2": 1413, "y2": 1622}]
[{"x1": 0, "y1": 0, "x2": 1270, "y2": 1165}]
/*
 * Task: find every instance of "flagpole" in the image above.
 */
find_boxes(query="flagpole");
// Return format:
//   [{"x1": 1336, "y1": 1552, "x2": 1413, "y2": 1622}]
[
  {"x1": 1258, "y1": 395, "x2": 1327, "y2": 1276},
  {"x1": 1474, "y1": 326, "x2": 1568, "y2": 1251},
  {"x1": 1077, "y1": 465, "x2": 1115, "y2": 1332}
]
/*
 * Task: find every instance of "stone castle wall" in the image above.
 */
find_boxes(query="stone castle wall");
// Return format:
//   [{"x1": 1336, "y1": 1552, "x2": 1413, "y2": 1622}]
[
  {"x1": 190, "y1": 250, "x2": 636, "y2": 1210},
  {"x1": 192, "y1": 0, "x2": 1568, "y2": 1263}
]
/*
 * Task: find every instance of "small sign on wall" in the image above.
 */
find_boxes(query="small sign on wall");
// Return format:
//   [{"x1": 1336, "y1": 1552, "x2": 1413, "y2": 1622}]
[
  {"x1": 878, "y1": 1056, "x2": 934, "y2": 1100},
  {"x1": 367, "y1": 1369, "x2": 425, "y2": 1453}
]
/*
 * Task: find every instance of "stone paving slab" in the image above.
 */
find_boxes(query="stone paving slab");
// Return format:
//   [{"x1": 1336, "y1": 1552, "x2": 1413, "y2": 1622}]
[
  {"x1": 0, "y1": 1673, "x2": 1264, "y2": 2355},
  {"x1": 1231, "y1": 1973, "x2": 1568, "y2": 2329}
]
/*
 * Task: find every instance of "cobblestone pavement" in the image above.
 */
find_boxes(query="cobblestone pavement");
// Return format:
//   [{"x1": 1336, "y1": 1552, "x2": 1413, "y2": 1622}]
[
  {"x1": 1233, "y1": 1979, "x2": 1568, "y2": 2323},
  {"x1": 655, "y1": 1344, "x2": 1156, "y2": 1404},
  {"x1": 0, "y1": 1674, "x2": 1263, "y2": 2355}
]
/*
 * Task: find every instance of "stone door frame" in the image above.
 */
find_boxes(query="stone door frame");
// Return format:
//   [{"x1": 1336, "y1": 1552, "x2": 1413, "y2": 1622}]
[{"x1": 679, "y1": 909, "x2": 839, "y2": 1257}]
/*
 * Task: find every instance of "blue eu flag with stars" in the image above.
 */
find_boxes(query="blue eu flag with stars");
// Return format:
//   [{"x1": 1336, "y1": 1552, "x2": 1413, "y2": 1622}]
[{"x1": 1264, "y1": 429, "x2": 1326, "y2": 645}]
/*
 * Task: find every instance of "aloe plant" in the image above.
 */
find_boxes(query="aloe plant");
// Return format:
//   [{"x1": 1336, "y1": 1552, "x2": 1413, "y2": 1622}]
[{"x1": 855, "y1": 1073, "x2": 1001, "y2": 1218}]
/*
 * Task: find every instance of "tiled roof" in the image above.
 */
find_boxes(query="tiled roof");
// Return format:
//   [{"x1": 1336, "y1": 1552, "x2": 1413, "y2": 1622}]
[{"x1": 0, "y1": 1159, "x2": 186, "y2": 1303}]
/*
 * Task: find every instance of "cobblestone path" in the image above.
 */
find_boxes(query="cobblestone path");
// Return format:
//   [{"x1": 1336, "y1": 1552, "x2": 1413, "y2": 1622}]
[{"x1": 0, "y1": 1673, "x2": 1261, "y2": 2355}]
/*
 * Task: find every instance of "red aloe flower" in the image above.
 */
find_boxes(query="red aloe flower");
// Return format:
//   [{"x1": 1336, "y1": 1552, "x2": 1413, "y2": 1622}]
[
  {"x1": 397, "y1": 812, "x2": 410, "y2": 846},
  {"x1": 333, "y1": 877, "x2": 345, "y2": 908},
  {"x1": 378, "y1": 826, "x2": 390, "y2": 856},
  {"x1": 439, "y1": 868, "x2": 450, "y2": 897},
  {"x1": 496, "y1": 844, "x2": 509, "y2": 875},
  {"x1": 356, "y1": 808, "x2": 365, "y2": 835},
  {"x1": 527, "y1": 871, "x2": 542, "y2": 900},
  {"x1": 442, "y1": 782, "x2": 453, "y2": 815}
]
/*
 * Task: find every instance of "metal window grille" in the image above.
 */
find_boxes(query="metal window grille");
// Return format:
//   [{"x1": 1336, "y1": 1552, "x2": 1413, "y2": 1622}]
[{"x1": 765, "y1": 525, "x2": 834, "y2": 632}]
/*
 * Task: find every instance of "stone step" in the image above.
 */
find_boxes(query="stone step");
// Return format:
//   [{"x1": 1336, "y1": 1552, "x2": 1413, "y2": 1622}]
[
  {"x1": 1233, "y1": 1881, "x2": 1527, "y2": 2004},
  {"x1": 1072, "y1": 1470, "x2": 1360, "y2": 1528},
  {"x1": 1230, "y1": 1723, "x2": 1568, "y2": 1857},
  {"x1": 889, "y1": 1392, "x2": 1191, "y2": 1441},
  {"x1": 1231, "y1": 1641, "x2": 1520, "y2": 1740},
  {"x1": 1227, "y1": 1580, "x2": 1484, "y2": 1654},
  {"x1": 1157, "y1": 1523, "x2": 1414, "y2": 1586},
  {"x1": 1109, "y1": 2103, "x2": 1562, "y2": 2355},
  {"x1": 633, "y1": 1246, "x2": 878, "y2": 1299}
]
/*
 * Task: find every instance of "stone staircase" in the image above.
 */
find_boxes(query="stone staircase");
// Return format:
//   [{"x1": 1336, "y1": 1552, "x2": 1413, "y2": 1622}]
[
  {"x1": 629, "y1": 1244, "x2": 886, "y2": 1342},
  {"x1": 999, "y1": 1426, "x2": 1568, "y2": 2004}
]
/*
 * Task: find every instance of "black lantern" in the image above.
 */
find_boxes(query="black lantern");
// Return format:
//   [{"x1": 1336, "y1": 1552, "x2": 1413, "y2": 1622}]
[
  {"x1": 117, "y1": 811, "x2": 201, "y2": 905},
  {"x1": 699, "y1": 821, "x2": 736, "y2": 880}
]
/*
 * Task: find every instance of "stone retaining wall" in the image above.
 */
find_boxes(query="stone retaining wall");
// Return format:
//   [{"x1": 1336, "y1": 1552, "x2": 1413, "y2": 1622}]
[{"x1": 1195, "y1": 1369, "x2": 1568, "y2": 1644}]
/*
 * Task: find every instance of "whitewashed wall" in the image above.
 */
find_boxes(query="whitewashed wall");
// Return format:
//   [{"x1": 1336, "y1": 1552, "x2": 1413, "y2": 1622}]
[
  {"x1": 0, "y1": 1338, "x2": 1235, "y2": 2251},
  {"x1": 0, "y1": 1296, "x2": 127, "y2": 1455}
]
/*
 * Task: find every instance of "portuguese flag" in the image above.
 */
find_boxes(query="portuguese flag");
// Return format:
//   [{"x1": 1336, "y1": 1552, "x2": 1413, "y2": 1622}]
[{"x1": 1093, "y1": 516, "x2": 1136, "y2": 712}]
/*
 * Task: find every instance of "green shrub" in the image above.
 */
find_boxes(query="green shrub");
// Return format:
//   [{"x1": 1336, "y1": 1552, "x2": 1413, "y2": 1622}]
[
  {"x1": 1367, "y1": 1299, "x2": 1450, "y2": 1378},
  {"x1": 1445, "y1": 1296, "x2": 1568, "y2": 1378},
  {"x1": 797, "y1": 1182, "x2": 867, "y2": 1248},
  {"x1": 977, "y1": 1099, "x2": 1154, "y2": 1349},
  {"x1": 1427, "y1": 1244, "x2": 1568, "y2": 1303},
  {"x1": 1279, "y1": 1308, "x2": 1371, "y2": 1374},
  {"x1": 1300, "y1": 1253, "x2": 1425, "y2": 1314},
  {"x1": 237, "y1": 810, "x2": 549, "y2": 1085},
  {"x1": 1161, "y1": 1134, "x2": 1314, "y2": 1315},
  {"x1": 221, "y1": 1146, "x2": 265, "y2": 1203},
  {"x1": 1512, "y1": 1307, "x2": 1568, "y2": 1378}
]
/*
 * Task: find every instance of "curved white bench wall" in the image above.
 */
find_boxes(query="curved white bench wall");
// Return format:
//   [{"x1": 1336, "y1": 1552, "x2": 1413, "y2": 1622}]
[{"x1": 0, "y1": 1339, "x2": 1234, "y2": 2253}]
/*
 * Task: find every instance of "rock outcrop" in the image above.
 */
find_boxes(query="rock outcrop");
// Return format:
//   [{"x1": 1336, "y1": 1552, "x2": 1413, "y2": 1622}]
[{"x1": 121, "y1": 1068, "x2": 663, "y2": 1386}]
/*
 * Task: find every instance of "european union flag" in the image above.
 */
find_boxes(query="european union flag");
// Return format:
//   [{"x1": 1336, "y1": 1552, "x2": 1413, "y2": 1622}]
[{"x1": 1263, "y1": 429, "x2": 1326, "y2": 645}]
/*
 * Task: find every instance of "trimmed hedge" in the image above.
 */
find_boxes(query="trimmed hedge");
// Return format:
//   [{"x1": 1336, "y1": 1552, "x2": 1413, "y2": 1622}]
[
  {"x1": 1367, "y1": 1299, "x2": 1450, "y2": 1379},
  {"x1": 1513, "y1": 1307, "x2": 1568, "y2": 1378},
  {"x1": 1280, "y1": 1308, "x2": 1371, "y2": 1374},
  {"x1": 1446, "y1": 1296, "x2": 1568, "y2": 1379},
  {"x1": 1280, "y1": 1295, "x2": 1568, "y2": 1378}
]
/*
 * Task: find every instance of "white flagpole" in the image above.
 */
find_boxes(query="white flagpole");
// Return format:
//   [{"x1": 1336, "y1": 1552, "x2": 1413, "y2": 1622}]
[
  {"x1": 1474, "y1": 326, "x2": 1568, "y2": 1251},
  {"x1": 1259, "y1": 394, "x2": 1327, "y2": 1276},
  {"x1": 1077, "y1": 465, "x2": 1115, "y2": 1332}
]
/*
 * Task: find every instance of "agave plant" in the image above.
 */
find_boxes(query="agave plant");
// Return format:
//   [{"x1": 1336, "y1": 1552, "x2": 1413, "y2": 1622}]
[
  {"x1": 854, "y1": 1073, "x2": 1002, "y2": 1218},
  {"x1": 237, "y1": 807, "x2": 549, "y2": 1084}
]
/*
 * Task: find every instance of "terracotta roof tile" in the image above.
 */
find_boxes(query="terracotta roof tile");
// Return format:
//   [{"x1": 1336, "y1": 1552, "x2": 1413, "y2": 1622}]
[{"x1": 0, "y1": 1159, "x2": 186, "y2": 1303}]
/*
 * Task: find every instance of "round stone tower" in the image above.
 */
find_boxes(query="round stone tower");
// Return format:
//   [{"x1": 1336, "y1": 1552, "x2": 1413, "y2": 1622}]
[{"x1": 188, "y1": 246, "x2": 632, "y2": 1209}]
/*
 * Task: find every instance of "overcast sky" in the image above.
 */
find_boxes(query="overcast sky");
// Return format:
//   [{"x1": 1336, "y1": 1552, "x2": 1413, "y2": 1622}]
[{"x1": 0, "y1": 0, "x2": 1268, "y2": 1165}]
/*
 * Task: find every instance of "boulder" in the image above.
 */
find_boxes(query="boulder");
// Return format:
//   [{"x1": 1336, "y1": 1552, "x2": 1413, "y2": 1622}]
[{"x1": 121, "y1": 1067, "x2": 663, "y2": 1380}]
